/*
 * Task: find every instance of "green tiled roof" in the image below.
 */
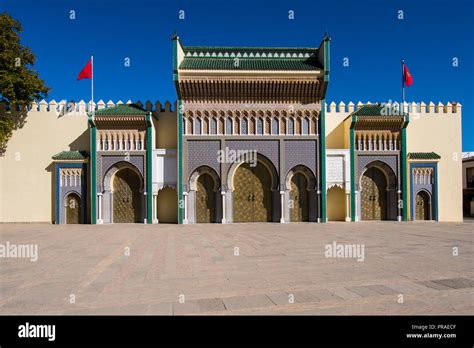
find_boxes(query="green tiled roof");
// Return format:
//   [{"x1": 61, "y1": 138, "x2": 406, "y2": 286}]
[
  {"x1": 352, "y1": 103, "x2": 408, "y2": 117},
  {"x1": 93, "y1": 104, "x2": 147, "y2": 116},
  {"x1": 407, "y1": 152, "x2": 441, "y2": 160},
  {"x1": 52, "y1": 151, "x2": 88, "y2": 161},
  {"x1": 180, "y1": 45, "x2": 322, "y2": 71}
]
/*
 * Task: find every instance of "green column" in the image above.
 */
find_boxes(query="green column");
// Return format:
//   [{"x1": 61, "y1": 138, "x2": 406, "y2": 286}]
[
  {"x1": 88, "y1": 117, "x2": 97, "y2": 224},
  {"x1": 146, "y1": 112, "x2": 153, "y2": 224},
  {"x1": 320, "y1": 100, "x2": 327, "y2": 222},
  {"x1": 401, "y1": 115, "x2": 409, "y2": 221},
  {"x1": 319, "y1": 34, "x2": 330, "y2": 223},
  {"x1": 173, "y1": 35, "x2": 184, "y2": 224},
  {"x1": 350, "y1": 117, "x2": 356, "y2": 222},
  {"x1": 177, "y1": 99, "x2": 183, "y2": 224}
]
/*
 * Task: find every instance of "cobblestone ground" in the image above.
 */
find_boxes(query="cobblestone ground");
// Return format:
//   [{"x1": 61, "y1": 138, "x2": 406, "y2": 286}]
[{"x1": 0, "y1": 221, "x2": 472, "y2": 315}]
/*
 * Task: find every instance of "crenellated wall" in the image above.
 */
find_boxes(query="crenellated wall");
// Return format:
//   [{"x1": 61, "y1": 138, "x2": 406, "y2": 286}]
[
  {"x1": 0, "y1": 99, "x2": 462, "y2": 222},
  {"x1": 0, "y1": 99, "x2": 176, "y2": 223}
]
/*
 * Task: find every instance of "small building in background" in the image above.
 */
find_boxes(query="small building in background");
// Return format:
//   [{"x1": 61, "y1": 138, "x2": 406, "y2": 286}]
[{"x1": 462, "y1": 152, "x2": 474, "y2": 217}]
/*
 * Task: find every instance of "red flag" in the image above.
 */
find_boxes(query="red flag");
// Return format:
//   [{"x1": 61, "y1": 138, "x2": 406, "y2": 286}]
[
  {"x1": 403, "y1": 64, "x2": 413, "y2": 87},
  {"x1": 77, "y1": 59, "x2": 92, "y2": 80}
]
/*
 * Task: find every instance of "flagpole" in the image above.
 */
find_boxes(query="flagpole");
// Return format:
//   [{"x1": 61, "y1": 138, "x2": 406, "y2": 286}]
[
  {"x1": 401, "y1": 59, "x2": 405, "y2": 114},
  {"x1": 91, "y1": 55, "x2": 94, "y2": 116}
]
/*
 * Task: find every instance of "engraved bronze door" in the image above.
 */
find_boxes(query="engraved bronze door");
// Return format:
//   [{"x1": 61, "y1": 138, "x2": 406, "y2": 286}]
[
  {"x1": 233, "y1": 162, "x2": 272, "y2": 222},
  {"x1": 253, "y1": 161, "x2": 272, "y2": 222},
  {"x1": 361, "y1": 167, "x2": 387, "y2": 220},
  {"x1": 415, "y1": 191, "x2": 430, "y2": 220},
  {"x1": 113, "y1": 168, "x2": 142, "y2": 223},
  {"x1": 196, "y1": 174, "x2": 216, "y2": 223},
  {"x1": 66, "y1": 193, "x2": 81, "y2": 224},
  {"x1": 290, "y1": 173, "x2": 309, "y2": 222}
]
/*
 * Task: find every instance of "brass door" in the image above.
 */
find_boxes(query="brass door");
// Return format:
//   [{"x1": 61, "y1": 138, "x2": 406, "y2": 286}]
[
  {"x1": 290, "y1": 173, "x2": 309, "y2": 222},
  {"x1": 233, "y1": 162, "x2": 272, "y2": 222},
  {"x1": 196, "y1": 174, "x2": 216, "y2": 223},
  {"x1": 415, "y1": 191, "x2": 430, "y2": 220},
  {"x1": 66, "y1": 193, "x2": 81, "y2": 224},
  {"x1": 361, "y1": 167, "x2": 387, "y2": 220},
  {"x1": 113, "y1": 168, "x2": 142, "y2": 223}
]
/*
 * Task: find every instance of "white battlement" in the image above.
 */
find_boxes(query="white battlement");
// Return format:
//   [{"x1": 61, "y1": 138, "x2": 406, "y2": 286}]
[
  {"x1": 0, "y1": 99, "x2": 176, "y2": 115},
  {"x1": 0, "y1": 100, "x2": 461, "y2": 118},
  {"x1": 326, "y1": 101, "x2": 462, "y2": 115}
]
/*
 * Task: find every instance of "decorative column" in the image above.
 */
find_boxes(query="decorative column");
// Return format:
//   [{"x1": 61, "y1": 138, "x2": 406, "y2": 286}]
[
  {"x1": 143, "y1": 191, "x2": 147, "y2": 224},
  {"x1": 153, "y1": 193, "x2": 159, "y2": 224},
  {"x1": 317, "y1": 190, "x2": 321, "y2": 222},
  {"x1": 354, "y1": 190, "x2": 359, "y2": 222},
  {"x1": 280, "y1": 191, "x2": 285, "y2": 223},
  {"x1": 221, "y1": 191, "x2": 226, "y2": 224},
  {"x1": 183, "y1": 192, "x2": 189, "y2": 224},
  {"x1": 397, "y1": 189, "x2": 402, "y2": 221},
  {"x1": 97, "y1": 193, "x2": 103, "y2": 224},
  {"x1": 345, "y1": 192, "x2": 351, "y2": 222}
]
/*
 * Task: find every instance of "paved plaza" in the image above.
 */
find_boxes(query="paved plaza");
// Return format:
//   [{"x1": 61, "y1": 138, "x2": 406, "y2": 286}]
[{"x1": 0, "y1": 221, "x2": 473, "y2": 315}]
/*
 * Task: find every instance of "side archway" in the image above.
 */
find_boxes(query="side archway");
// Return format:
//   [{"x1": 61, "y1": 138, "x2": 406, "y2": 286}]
[
  {"x1": 157, "y1": 186, "x2": 178, "y2": 223},
  {"x1": 65, "y1": 191, "x2": 81, "y2": 224},
  {"x1": 415, "y1": 189, "x2": 432, "y2": 220},
  {"x1": 189, "y1": 166, "x2": 220, "y2": 223},
  {"x1": 327, "y1": 186, "x2": 346, "y2": 221},
  {"x1": 285, "y1": 165, "x2": 316, "y2": 222}
]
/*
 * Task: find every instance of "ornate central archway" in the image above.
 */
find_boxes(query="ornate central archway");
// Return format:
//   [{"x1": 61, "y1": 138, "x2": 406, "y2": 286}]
[{"x1": 228, "y1": 154, "x2": 278, "y2": 223}]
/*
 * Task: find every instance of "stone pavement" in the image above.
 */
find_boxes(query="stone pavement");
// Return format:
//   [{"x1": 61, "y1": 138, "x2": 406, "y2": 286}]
[{"x1": 0, "y1": 221, "x2": 472, "y2": 315}]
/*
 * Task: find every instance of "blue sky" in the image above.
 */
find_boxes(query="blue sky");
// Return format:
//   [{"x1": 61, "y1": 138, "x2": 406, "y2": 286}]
[{"x1": 3, "y1": 0, "x2": 473, "y2": 150}]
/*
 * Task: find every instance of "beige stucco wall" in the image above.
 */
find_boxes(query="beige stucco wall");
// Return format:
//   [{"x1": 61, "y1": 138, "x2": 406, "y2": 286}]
[
  {"x1": 407, "y1": 104, "x2": 463, "y2": 222},
  {"x1": 325, "y1": 103, "x2": 350, "y2": 149},
  {"x1": 0, "y1": 101, "x2": 89, "y2": 222},
  {"x1": 154, "y1": 102, "x2": 177, "y2": 149}
]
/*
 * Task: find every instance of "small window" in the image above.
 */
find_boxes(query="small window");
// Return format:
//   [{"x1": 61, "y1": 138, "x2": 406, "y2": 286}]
[
  {"x1": 210, "y1": 118, "x2": 217, "y2": 135},
  {"x1": 287, "y1": 118, "x2": 294, "y2": 135},
  {"x1": 241, "y1": 118, "x2": 248, "y2": 135},
  {"x1": 272, "y1": 118, "x2": 279, "y2": 135},
  {"x1": 195, "y1": 118, "x2": 202, "y2": 135},
  {"x1": 226, "y1": 118, "x2": 233, "y2": 135},
  {"x1": 302, "y1": 118, "x2": 309, "y2": 135},
  {"x1": 467, "y1": 167, "x2": 474, "y2": 188},
  {"x1": 256, "y1": 118, "x2": 263, "y2": 135}
]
